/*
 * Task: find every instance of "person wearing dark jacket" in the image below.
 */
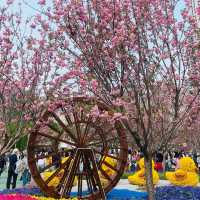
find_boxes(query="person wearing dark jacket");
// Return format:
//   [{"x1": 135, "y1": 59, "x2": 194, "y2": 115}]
[
  {"x1": 6, "y1": 149, "x2": 19, "y2": 189},
  {"x1": 0, "y1": 154, "x2": 6, "y2": 176}
]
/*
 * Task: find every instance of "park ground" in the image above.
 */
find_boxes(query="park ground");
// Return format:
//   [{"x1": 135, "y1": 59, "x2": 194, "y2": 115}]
[{"x1": 1, "y1": 170, "x2": 200, "y2": 190}]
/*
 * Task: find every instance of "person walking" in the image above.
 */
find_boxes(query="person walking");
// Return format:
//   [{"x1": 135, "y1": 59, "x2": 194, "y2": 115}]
[
  {"x1": 19, "y1": 151, "x2": 31, "y2": 186},
  {"x1": 6, "y1": 149, "x2": 19, "y2": 189}
]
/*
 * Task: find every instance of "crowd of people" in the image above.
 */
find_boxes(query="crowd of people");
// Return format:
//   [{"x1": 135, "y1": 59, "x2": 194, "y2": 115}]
[
  {"x1": 0, "y1": 148, "x2": 72, "y2": 190},
  {"x1": 0, "y1": 148, "x2": 31, "y2": 189},
  {"x1": 126, "y1": 149, "x2": 200, "y2": 173},
  {"x1": 0, "y1": 147, "x2": 200, "y2": 190}
]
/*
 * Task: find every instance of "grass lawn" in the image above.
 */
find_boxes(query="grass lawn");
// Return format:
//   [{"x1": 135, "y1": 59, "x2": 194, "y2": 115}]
[
  {"x1": 122, "y1": 171, "x2": 200, "y2": 181},
  {"x1": 121, "y1": 172, "x2": 167, "y2": 180}
]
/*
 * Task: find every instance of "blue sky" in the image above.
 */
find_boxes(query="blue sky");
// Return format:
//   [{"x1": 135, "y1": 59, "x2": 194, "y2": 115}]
[
  {"x1": 175, "y1": 0, "x2": 185, "y2": 19},
  {"x1": 1, "y1": 0, "x2": 186, "y2": 20}
]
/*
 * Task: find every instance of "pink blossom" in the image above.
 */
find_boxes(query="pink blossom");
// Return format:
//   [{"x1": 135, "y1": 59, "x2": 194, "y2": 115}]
[
  {"x1": 91, "y1": 79, "x2": 98, "y2": 90},
  {"x1": 30, "y1": 23, "x2": 36, "y2": 29},
  {"x1": 90, "y1": 105, "x2": 100, "y2": 117},
  {"x1": 38, "y1": 0, "x2": 46, "y2": 5},
  {"x1": 197, "y1": 7, "x2": 200, "y2": 15},
  {"x1": 6, "y1": 0, "x2": 14, "y2": 5},
  {"x1": 0, "y1": 121, "x2": 5, "y2": 129},
  {"x1": 113, "y1": 112, "x2": 122, "y2": 119}
]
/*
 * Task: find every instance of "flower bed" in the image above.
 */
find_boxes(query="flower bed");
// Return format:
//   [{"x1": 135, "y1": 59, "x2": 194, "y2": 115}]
[
  {"x1": 1, "y1": 186, "x2": 200, "y2": 200},
  {"x1": 0, "y1": 194, "x2": 38, "y2": 200},
  {"x1": 0, "y1": 194, "x2": 76, "y2": 200},
  {"x1": 0, "y1": 187, "x2": 42, "y2": 196},
  {"x1": 156, "y1": 186, "x2": 200, "y2": 200},
  {"x1": 0, "y1": 187, "x2": 147, "y2": 200}
]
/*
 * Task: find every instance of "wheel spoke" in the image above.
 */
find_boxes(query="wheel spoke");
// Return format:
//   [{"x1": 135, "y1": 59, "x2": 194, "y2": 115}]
[
  {"x1": 57, "y1": 169, "x2": 68, "y2": 192},
  {"x1": 47, "y1": 123, "x2": 64, "y2": 136},
  {"x1": 82, "y1": 116, "x2": 92, "y2": 143},
  {"x1": 72, "y1": 110, "x2": 81, "y2": 140},
  {"x1": 87, "y1": 137, "x2": 119, "y2": 147},
  {"x1": 99, "y1": 167, "x2": 112, "y2": 181},
  {"x1": 65, "y1": 113, "x2": 73, "y2": 126},
  {"x1": 85, "y1": 128, "x2": 102, "y2": 144},
  {"x1": 60, "y1": 151, "x2": 81, "y2": 197},
  {"x1": 56, "y1": 157, "x2": 73, "y2": 193},
  {"x1": 86, "y1": 171, "x2": 93, "y2": 193},
  {"x1": 45, "y1": 157, "x2": 72, "y2": 185},
  {"x1": 77, "y1": 172, "x2": 83, "y2": 197},
  {"x1": 102, "y1": 160, "x2": 119, "y2": 173},
  {"x1": 50, "y1": 112, "x2": 77, "y2": 142},
  {"x1": 86, "y1": 126, "x2": 115, "y2": 145},
  {"x1": 61, "y1": 108, "x2": 73, "y2": 126},
  {"x1": 45, "y1": 166, "x2": 62, "y2": 185},
  {"x1": 36, "y1": 132, "x2": 76, "y2": 147}
]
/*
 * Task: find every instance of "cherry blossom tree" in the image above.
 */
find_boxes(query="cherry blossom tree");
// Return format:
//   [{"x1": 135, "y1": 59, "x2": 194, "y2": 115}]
[
  {"x1": 0, "y1": 1, "x2": 68, "y2": 155},
  {"x1": 182, "y1": 94, "x2": 200, "y2": 151},
  {"x1": 3, "y1": 0, "x2": 200, "y2": 199}
]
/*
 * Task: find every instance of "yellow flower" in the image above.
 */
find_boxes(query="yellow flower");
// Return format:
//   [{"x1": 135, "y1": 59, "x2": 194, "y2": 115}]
[{"x1": 42, "y1": 170, "x2": 77, "y2": 187}]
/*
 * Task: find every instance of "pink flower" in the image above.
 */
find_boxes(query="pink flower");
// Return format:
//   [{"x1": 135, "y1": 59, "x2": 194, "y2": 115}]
[
  {"x1": 90, "y1": 105, "x2": 100, "y2": 117},
  {"x1": 0, "y1": 194, "x2": 37, "y2": 200},
  {"x1": 113, "y1": 112, "x2": 122, "y2": 120},
  {"x1": 30, "y1": 23, "x2": 36, "y2": 29},
  {"x1": 24, "y1": 115, "x2": 31, "y2": 121},
  {"x1": 197, "y1": 7, "x2": 200, "y2": 15},
  {"x1": 6, "y1": 0, "x2": 14, "y2": 5},
  {"x1": 0, "y1": 121, "x2": 5, "y2": 129},
  {"x1": 91, "y1": 79, "x2": 98, "y2": 90},
  {"x1": 38, "y1": 0, "x2": 46, "y2": 5}
]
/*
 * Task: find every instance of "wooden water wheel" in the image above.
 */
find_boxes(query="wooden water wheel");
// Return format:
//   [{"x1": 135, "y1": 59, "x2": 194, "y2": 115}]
[{"x1": 27, "y1": 97, "x2": 128, "y2": 199}]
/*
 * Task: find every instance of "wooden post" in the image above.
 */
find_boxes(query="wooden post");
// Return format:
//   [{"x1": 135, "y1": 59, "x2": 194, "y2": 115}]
[{"x1": 61, "y1": 148, "x2": 106, "y2": 199}]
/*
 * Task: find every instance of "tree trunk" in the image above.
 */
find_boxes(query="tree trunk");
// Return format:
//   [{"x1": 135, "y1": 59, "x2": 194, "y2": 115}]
[
  {"x1": 144, "y1": 154, "x2": 155, "y2": 200},
  {"x1": 163, "y1": 152, "x2": 166, "y2": 173}
]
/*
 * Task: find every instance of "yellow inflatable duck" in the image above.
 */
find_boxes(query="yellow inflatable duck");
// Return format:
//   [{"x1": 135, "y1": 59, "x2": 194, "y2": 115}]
[
  {"x1": 99, "y1": 156, "x2": 117, "y2": 187},
  {"x1": 166, "y1": 157, "x2": 199, "y2": 186},
  {"x1": 42, "y1": 157, "x2": 77, "y2": 188},
  {"x1": 128, "y1": 158, "x2": 159, "y2": 185}
]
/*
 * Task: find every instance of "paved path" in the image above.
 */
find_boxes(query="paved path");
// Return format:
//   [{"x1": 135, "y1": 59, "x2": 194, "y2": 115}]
[
  {"x1": 68, "y1": 179, "x2": 172, "y2": 192},
  {"x1": 0, "y1": 169, "x2": 199, "y2": 192},
  {"x1": 0, "y1": 170, "x2": 21, "y2": 190}
]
